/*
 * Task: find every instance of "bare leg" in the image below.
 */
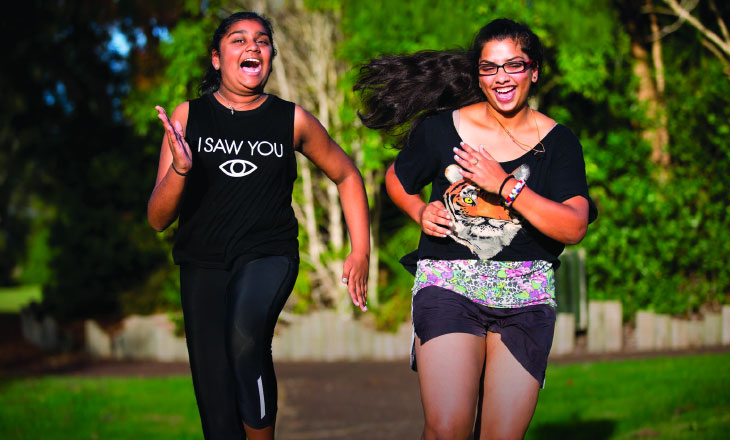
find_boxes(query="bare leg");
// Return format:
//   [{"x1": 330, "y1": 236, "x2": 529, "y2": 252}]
[
  {"x1": 416, "y1": 333, "x2": 486, "y2": 440},
  {"x1": 477, "y1": 331, "x2": 540, "y2": 440},
  {"x1": 243, "y1": 421, "x2": 274, "y2": 439}
]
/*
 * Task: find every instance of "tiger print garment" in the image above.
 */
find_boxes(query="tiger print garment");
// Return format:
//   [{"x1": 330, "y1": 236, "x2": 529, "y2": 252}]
[
  {"x1": 442, "y1": 164, "x2": 528, "y2": 259},
  {"x1": 413, "y1": 259, "x2": 556, "y2": 308}
]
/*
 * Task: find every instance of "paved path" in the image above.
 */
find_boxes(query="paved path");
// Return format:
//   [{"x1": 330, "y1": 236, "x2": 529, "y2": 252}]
[{"x1": 275, "y1": 361, "x2": 422, "y2": 440}]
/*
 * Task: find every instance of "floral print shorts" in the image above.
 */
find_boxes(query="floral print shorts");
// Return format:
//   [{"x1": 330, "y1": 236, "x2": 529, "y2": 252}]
[{"x1": 413, "y1": 259, "x2": 556, "y2": 308}]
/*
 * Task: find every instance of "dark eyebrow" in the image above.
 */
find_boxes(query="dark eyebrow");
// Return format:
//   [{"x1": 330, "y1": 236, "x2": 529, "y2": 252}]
[
  {"x1": 479, "y1": 56, "x2": 526, "y2": 64},
  {"x1": 227, "y1": 30, "x2": 270, "y2": 39}
]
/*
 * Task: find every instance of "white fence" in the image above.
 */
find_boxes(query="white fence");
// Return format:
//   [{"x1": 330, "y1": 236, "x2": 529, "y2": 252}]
[{"x1": 20, "y1": 303, "x2": 730, "y2": 362}]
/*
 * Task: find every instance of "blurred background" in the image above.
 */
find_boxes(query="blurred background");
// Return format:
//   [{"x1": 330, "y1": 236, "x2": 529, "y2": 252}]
[{"x1": 1, "y1": 0, "x2": 729, "y2": 439}]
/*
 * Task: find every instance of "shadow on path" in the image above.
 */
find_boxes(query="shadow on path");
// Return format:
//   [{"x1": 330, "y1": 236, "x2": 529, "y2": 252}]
[{"x1": 529, "y1": 419, "x2": 616, "y2": 440}]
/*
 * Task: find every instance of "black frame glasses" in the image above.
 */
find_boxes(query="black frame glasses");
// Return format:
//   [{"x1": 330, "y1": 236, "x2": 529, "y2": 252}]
[{"x1": 478, "y1": 60, "x2": 534, "y2": 76}]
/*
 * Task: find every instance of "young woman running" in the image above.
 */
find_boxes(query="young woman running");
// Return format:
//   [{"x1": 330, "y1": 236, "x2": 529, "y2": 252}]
[
  {"x1": 356, "y1": 18, "x2": 596, "y2": 439},
  {"x1": 148, "y1": 11, "x2": 369, "y2": 440}
]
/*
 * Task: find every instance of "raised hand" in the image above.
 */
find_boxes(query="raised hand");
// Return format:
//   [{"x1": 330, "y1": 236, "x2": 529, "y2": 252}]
[
  {"x1": 155, "y1": 105, "x2": 192, "y2": 174},
  {"x1": 452, "y1": 141, "x2": 509, "y2": 195}
]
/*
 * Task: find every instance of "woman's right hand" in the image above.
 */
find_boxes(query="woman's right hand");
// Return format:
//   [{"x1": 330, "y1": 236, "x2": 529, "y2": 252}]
[
  {"x1": 419, "y1": 201, "x2": 452, "y2": 238},
  {"x1": 155, "y1": 105, "x2": 192, "y2": 174}
]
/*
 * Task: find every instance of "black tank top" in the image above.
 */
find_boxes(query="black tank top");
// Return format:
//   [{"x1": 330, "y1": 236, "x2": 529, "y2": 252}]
[{"x1": 173, "y1": 93, "x2": 298, "y2": 269}]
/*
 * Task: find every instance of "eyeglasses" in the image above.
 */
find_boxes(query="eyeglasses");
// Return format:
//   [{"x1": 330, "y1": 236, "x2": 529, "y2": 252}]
[{"x1": 478, "y1": 60, "x2": 534, "y2": 76}]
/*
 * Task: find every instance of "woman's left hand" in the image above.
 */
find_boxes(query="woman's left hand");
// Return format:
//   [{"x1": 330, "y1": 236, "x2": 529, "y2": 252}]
[
  {"x1": 453, "y1": 142, "x2": 509, "y2": 195},
  {"x1": 342, "y1": 252, "x2": 369, "y2": 312}
]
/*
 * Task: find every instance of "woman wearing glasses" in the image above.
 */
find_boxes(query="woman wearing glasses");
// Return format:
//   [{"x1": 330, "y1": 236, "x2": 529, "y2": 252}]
[{"x1": 356, "y1": 18, "x2": 596, "y2": 439}]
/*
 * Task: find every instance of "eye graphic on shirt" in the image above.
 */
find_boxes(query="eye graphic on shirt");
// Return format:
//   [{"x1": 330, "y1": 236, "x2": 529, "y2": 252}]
[{"x1": 219, "y1": 159, "x2": 257, "y2": 177}]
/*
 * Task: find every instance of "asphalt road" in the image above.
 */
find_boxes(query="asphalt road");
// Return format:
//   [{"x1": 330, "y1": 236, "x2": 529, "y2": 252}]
[{"x1": 275, "y1": 361, "x2": 423, "y2": 440}]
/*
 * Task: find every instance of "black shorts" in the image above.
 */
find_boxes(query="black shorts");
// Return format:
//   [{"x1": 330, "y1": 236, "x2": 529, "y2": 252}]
[{"x1": 412, "y1": 286, "x2": 556, "y2": 387}]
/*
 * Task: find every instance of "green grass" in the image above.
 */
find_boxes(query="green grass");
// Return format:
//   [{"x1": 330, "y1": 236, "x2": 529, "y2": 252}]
[
  {"x1": 0, "y1": 353, "x2": 728, "y2": 439},
  {"x1": 0, "y1": 376, "x2": 202, "y2": 440},
  {"x1": 0, "y1": 285, "x2": 42, "y2": 313},
  {"x1": 527, "y1": 353, "x2": 730, "y2": 439}
]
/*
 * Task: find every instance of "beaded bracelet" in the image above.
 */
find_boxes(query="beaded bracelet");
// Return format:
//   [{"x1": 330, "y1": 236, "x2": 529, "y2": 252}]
[{"x1": 503, "y1": 179, "x2": 526, "y2": 207}]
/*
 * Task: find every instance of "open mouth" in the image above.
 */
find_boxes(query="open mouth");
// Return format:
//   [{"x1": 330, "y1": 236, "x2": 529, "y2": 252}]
[
  {"x1": 494, "y1": 86, "x2": 516, "y2": 102},
  {"x1": 241, "y1": 58, "x2": 262, "y2": 75}
]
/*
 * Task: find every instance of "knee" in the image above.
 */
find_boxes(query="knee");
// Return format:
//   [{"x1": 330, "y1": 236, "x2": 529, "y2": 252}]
[
  {"x1": 231, "y1": 328, "x2": 257, "y2": 355},
  {"x1": 423, "y1": 416, "x2": 471, "y2": 440},
  {"x1": 229, "y1": 324, "x2": 270, "y2": 361},
  {"x1": 481, "y1": 422, "x2": 528, "y2": 440}
]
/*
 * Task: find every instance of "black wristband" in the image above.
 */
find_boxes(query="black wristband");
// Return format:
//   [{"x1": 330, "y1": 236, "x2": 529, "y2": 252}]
[
  {"x1": 171, "y1": 162, "x2": 190, "y2": 177},
  {"x1": 498, "y1": 174, "x2": 514, "y2": 199}
]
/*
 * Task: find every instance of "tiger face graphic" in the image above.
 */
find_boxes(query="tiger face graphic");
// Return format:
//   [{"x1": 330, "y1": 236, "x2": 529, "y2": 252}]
[{"x1": 443, "y1": 164, "x2": 530, "y2": 259}]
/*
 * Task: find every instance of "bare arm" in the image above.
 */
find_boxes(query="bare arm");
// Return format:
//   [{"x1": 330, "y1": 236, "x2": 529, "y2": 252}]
[
  {"x1": 147, "y1": 102, "x2": 192, "y2": 232},
  {"x1": 510, "y1": 192, "x2": 588, "y2": 244},
  {"x1": 453, "y1": 142, "x2": 589, "y2": 244},
  {"x1": 384, "y1": 164, "x2": 452, "y2": 238},
  {"x1": 294, "y1": 105, "x2": 370, "y2": 311}
]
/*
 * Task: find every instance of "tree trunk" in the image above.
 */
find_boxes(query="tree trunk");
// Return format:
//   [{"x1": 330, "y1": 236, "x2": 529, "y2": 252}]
[
  {"x1": 648, "y1": 2, "x2": 670, "y2": 167},
  {"x1": 624, "y1": 0, "x2": 670, "y2": 174},
  {"x1": 253, "y1": 1, "x2": 359, "y2": 312}
]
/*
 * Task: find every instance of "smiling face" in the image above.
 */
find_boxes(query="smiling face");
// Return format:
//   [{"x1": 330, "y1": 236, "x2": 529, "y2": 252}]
[
  {"x1": 212, "y1": 19, "x2": 273, "y2": 95},
  {"x1": 478, "y1": 38, "x2": 537, "y2": 116}
]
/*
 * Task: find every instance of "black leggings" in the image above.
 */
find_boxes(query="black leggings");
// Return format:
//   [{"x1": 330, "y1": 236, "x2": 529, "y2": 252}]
[{"x1": 180, "y1": 255, "x2": 298, "y2": 438}]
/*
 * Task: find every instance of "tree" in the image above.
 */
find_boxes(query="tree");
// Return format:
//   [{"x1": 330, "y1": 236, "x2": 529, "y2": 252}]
[
  {"x1": 659, "y1": 0, "x2": 730, "y2": 78},
  {"x1": 0, "y1": 0, "x2": 191, "y2": 320}
]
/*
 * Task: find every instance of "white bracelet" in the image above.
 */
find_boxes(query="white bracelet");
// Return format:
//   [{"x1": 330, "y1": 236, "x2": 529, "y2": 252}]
[{"x1": 503, "y1": 179, "x2": 526, "y2": 207}]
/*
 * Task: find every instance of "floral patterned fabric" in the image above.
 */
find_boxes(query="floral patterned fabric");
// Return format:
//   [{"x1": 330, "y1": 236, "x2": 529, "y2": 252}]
[{"x1": 413, "y1": 259, "x2": 556, "y2": 308}]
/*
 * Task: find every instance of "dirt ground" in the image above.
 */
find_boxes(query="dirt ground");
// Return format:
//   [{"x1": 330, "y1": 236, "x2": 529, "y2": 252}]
[{"x1": 3, "y1": 313, "x2": 730, "y2": 440}]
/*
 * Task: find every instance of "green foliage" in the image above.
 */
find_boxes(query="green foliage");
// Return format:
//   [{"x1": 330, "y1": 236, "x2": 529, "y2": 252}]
[
  {"x1": 125, "y1": 18, "x2": 214, "y2": 137},
  {"x1": 287, "y1": 260, "x2": 317, "y2": 315},
  {"x1": 371, "y1": 221, "x2": 423, "y2": 330},
  {"x1": 0, "y1": 285, "x2": 42, "y2": 313},
  {"x1": 0, "y1": 1, "x2": 191, "y2": 321},
  {"x1": 571, "y1": 20, "x2": 730, "y2": 317},
  {"x1": 118, "y1": 263, "x2": 181, "y2": 317},
  {"x1": 14, "y1": 200, "x2": 53, "y2": 286},
  {"x1": 340, "y1": 0, "x2": 537, "y2": 67}
]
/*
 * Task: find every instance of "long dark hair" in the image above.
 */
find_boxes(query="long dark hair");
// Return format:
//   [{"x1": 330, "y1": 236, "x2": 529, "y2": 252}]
[
  {"x1": 197, "y1": 11, "x2": 278, "y2": 96},
  {"x1": 354, "y1": 18, "x2": 543, "y2": 148}
]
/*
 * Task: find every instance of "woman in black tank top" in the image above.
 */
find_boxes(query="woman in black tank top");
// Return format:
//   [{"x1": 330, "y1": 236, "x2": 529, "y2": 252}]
[{"x1": 147, "y1": 11, "x2": 370, "y2": 440}]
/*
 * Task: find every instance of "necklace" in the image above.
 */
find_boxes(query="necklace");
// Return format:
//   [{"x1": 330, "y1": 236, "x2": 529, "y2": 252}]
[
  {"x1": 216, "y1": 91, "x2": 266, "y2": 115},
  {"x1": 486, "y1": 104, "x2": 546, "y2": 154}
]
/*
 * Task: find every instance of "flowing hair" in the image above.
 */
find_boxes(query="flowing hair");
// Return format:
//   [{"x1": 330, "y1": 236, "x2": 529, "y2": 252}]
[
  {"x1": 354, "y1": 50, "x2": 482, "y2": 148},
  {"x1": 354, "y1": 18, "x2": 544, "y2": 149},
  {"x1": 197, "y1": 11, "x2": 278, "y2": 96}
]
